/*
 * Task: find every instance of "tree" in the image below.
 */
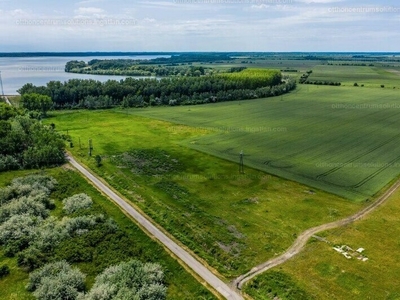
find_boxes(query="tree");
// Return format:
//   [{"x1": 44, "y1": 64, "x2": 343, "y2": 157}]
[{"x1": 21, "y1": 93, "x2": 53, "y2": 116}]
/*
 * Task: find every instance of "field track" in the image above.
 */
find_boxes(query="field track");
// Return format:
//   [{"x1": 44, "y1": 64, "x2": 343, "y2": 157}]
[{"x1": 233, "y1": 176, "x2": 400, "y2": 290}]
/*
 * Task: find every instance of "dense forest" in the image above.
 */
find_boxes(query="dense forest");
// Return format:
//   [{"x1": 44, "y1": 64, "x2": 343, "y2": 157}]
[
  {"x1": 0, "y1": 103, "x2": 66, "y2": 171},
  {"x1": 65, "y1": 60, "x2": 217, "y2": 77},
  {"x1": 18, "y1": 69, "x2": 296, "y2": 109}
]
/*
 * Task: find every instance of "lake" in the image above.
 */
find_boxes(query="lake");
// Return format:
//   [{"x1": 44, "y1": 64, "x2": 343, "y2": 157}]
[{"x1": 0, "y1": 55, "x2": 168, "y2": 95}]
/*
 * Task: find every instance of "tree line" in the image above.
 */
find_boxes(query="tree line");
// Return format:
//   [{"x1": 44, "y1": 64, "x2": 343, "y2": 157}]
[
  {"x1": 66, "y1": 60, "x2": 215, "y2": 77},
  {"x1": 18, "y1": 69, "x2": 296, "y2": 110},
  {"x1": 0, "y1": 103, "x2": 66, "y2": 172}
]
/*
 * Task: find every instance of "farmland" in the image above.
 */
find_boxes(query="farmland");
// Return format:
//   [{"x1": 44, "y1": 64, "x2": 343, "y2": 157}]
[
  {"x1": 128, "y1": 83, "x2": 400, "y2": 201},
  {"x1": 45, "y1": 108, "x2": 361, "y2": 279}
]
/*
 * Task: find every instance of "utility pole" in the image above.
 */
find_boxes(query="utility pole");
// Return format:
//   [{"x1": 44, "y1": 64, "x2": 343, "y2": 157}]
[
  {"x1": 88, "y1": 139, "x2": 93, "y2": 156},
  {"x1": 239, "y1": 150, "x2": 244, "y2": 174},
  {"x1": 0, "y1": 71, "x2": 4, "y2": 99}
]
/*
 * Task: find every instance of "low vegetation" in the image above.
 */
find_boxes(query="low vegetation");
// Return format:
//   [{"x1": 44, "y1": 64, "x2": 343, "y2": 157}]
[
  {"x1": 0, "y1": 170, "x2": 215, "y2": 299},
  {"x1": 245, "y1": 271, "x2": 314, "y2": 300}
]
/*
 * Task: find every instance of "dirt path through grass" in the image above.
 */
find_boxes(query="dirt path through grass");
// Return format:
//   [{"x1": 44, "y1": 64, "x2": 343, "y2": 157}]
[{"x1": 233, "y1": 178, "x2": 400, "y2": 290}]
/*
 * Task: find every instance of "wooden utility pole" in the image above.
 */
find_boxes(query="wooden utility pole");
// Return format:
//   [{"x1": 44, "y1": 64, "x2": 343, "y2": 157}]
[
  {"x1": 239, "y1": 150, "x2": 244, "y2": 174},
  {"x1": 88, "y1": 139, "x2": 93, "y2": 156}
]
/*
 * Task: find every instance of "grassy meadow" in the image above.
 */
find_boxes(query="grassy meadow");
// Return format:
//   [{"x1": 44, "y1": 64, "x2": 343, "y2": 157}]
[
  {"x1": 244, "y1": 180, "x2": 400, "y2": 300},
  {"x1": 45, "y1": 108, "x2": 361, "y2": 278},
  {"x1": 0, "y1": 168, "x2": 215, "y2": 300}
]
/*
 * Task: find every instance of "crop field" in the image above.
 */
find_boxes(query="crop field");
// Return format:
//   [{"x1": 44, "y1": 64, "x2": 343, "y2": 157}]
[
  {"x1": 129, "y1": 84, "x2": 400, "y2": 201},
  {"x1": 245, "y1": 179, "x2": 400, "y2": 299},
  {"x1": 0, "y1": 168, "x2": 215, "y2": 300},
  {"x1": 45, "y1": 110, "x2": 360, "y2": 278},
  {"x1": 308, "y1": 65, "x2": 400, "y2": 88}
]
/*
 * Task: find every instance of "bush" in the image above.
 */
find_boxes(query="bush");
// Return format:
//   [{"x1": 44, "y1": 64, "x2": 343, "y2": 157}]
[
  {"x1": 60, "y1": 215, "x2": 102, "y2": 235},
  {"x1": 84, "y1": 260, "x2": 166, "y2": 300},
  {"x1": 31, "y1": 217, "x2": 68, "y2": 253},
  {"x1": 62, "y1": 193, "x2": 93, "y2": 214},
  {"x1": 10, "y1": 174, "x2": 57, "y2": 198},
  {"x1": 27, "y1": 261, "x2": 86, "y2": 300},
  {"x1": 0, "y1": 214, "x2": 41, "y2": 256},
  {"x1": 0, "y1": 194, "x2": 49, "y2": 224},
  {"x1": 17, "y1": 247, "x2": 47, "y2": 271},
  {"x1": 0, "y1": 265, "x2": 10, "y2": 278}
]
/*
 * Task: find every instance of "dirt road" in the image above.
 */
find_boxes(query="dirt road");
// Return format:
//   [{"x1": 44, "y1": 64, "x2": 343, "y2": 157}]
[{"x1": 234, "y1": 179, "x2": 400, "y2": 289}]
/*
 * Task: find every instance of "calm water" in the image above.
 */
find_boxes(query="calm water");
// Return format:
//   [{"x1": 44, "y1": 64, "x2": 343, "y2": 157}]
[{"x1": 0, "y1": 55, "x2": 167, "y2": 95}]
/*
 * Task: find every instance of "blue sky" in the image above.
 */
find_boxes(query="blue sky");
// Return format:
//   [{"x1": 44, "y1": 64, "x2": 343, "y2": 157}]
[{"x1": 0, "y1": 0, "x2": 399, "y2": 52}]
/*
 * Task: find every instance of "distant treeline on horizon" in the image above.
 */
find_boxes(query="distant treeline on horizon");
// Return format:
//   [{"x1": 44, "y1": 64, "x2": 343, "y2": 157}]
[{"x1": 1, "y1": 52, "x2": 400, "y2": 58}]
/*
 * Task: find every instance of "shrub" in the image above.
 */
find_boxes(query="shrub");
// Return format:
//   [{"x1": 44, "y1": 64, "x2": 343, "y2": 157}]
[
  {"x1": 62, "y1": 193, "x2": 93, "y2": 214},
  {"x1": 17, "y1": 246, "x2": 47, "y2": 271},
  {"x1": 60, "y1": 215, "x2": 102, "y2": 235},
  {"x1": 0, "y1": 265, "x2": 10, "y2": 278},
  {"x1": 27, "y1": 261, "x2": 86, "y2": 300},
  {"x1": 11, "y1": 174, "x2": 57, "y2": 197},
  {"x1": 0, "y1": 214, "x2": 41, "y2": 256},
  {"x1": 32, "y1": 217, "x2": 69, "y2": 253},
  {"x1": 84, "y1": 260, "x2": 166, "y2": 300},
  {"x1": 0, "y1": 194, "x2": 49, "y2": 224}
]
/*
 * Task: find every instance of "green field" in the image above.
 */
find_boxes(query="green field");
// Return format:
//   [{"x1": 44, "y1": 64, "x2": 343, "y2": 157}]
[
  {"x1": 308, "y1": 65, "x2": 400, "y2": 88},
  {"x1": 124, "y1": 84, "x2": 400, "y2": 201},
  {"x1": 45, "y1": 109, "x2": 360, "y2": 278},
  {"x1": 0, "y1": 169, "x2": 215, "y2": 300},
  {"x1": 244, "y1": 181, "x2": 400, "y2": 299}
]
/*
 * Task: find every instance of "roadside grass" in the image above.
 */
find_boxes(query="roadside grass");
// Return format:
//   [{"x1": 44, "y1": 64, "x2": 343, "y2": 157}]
[
  {"x1": 0, "y1": 168, "x2": 216, "y2": 300},
  {"x1": 128, "y1": 85, "x2": 400, "y2": 201},
  {"x1": 45, "y1": 109, "x2": 361, "y2": 278},
  {"x1": 245, "y1": 182, "x2": 400, "y2": 299}
]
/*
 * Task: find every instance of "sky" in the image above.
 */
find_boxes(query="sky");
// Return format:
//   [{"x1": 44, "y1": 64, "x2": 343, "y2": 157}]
[{"x1": 0, "y1": 0, "x2": 399, "y2": 52}]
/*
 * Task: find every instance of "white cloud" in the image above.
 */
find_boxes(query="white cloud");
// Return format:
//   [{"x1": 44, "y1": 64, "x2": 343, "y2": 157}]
[
  {"x1": 74, "y1": 7, "x2": 105, "y2": 15},
  {"x1": 76, "y1": 0, "x2": 105, "y2": 5},
  {"x1": 297, "y1": 0, "x2": 343, "y2": 3},
  {"x1": 250, "y1": 4, "x2": 270, "y2": 10}
]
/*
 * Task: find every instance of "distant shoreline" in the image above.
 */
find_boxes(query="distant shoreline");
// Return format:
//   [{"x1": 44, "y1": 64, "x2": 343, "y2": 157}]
[
  {"x1": 0, "y1": 52, "x2": 400, "y2": 58},
  {"x1": 0, "y1": 52, "x2": 178, "y2": 58}
]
